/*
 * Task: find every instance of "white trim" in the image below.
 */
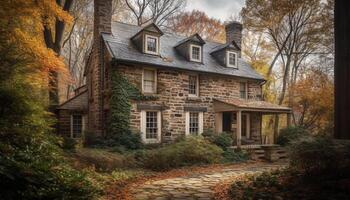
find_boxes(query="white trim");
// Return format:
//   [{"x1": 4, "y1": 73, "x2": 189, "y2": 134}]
[
  {"x1": 185, "y1": 112, "x2": 190, "y2": 135},
  {"x1": 140, "y1": 110, "x2": 162, "y2": 144},
  {"x1": 226, "y1": 51, "x2": 238, "y2": 68},
  {"x1": 190, "y1": 44, "x2": 202, "y2": 62},
  {"x1": 215, "y1": 112, "x2": 223, "y2": 133},
  {"x1": 236, "y1": 110, "x2": 242, "y2": 148},
  {"x1": 142, "y1": 68, "x2": 157, "y2": 94},
  {"x1": 198, "y1": 112, "x2": 204, "y2": 134},
  {"x1": 144, "y1": 34, "x2": 159, "y2": 55},
  {"x1": 188, "y1": 74, "x2": 199, "y2": 97},
  {"x1": 185, "y1": 111, "x2": 204, "y2": 135}
]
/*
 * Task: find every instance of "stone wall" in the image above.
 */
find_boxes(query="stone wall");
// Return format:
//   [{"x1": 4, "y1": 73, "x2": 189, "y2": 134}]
[{"x1": 116, "y1": 64, "x2": 263, "y2": 142}]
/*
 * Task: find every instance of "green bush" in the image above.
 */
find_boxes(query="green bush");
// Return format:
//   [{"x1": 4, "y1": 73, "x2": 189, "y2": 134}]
[
  {"x1": 277, "y1": 126, "x2": 309, "y2": 146},
  {"x1": 135, "y1": 136, "x2": 223, "y2": 171},
  {"x1": 111, "y1": 131, "x2": 143, "y2": 150},
  {"x1": 62, "y1": 137, "x2": 78, "y2": 151},
  {"x1": 206, "y1": 132, "x2": 233, "y2": 150},
  {"x1": 289, "y1": 136, "x2": 350, "y2": 174},
  {"x1": 69, "y1": 148, "x2": 136, "y2": 171},
  {"x1": 89, "y1": 131, "x2": 143, "y2": 150},
  {"x1": 222, "y1": 149, "x2": 249, "y2": 163}
]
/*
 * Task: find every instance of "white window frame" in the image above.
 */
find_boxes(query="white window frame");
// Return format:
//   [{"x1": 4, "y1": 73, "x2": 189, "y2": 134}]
[
  {"x1": 190, "y1": 44, "x2": 202, "y2": 62},
  {"x1": 140, "y1": 110, "x2": 162, "y2": 144},
  {"x1": 227, "y1": 51, "x2": 238, "y2": 68},
  {"x1": 144, "y1": 34, "x2": 159, "y2": 55},
  {"x1": 142, "y1": 68, "x2": 157, "y2": 94},
  {"x1": 188, "y1": 74, "x2": 199, "y2": 97},
  {"x1": 239, "y1": 81, "x2": 248, "y2": 99},
  {"x1": 70, "y1": 114, "x2": 84, "y2": 138},
  {"x1": 185, "y1": 112, "x2": 204, "y2": 136}
]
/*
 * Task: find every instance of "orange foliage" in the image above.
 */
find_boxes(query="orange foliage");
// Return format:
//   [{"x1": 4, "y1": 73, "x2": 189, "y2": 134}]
[
  {"x1": 293, "y1": 70, "x2": 334, "y2": 133},
  {"x1": 1, "y1": 0, "x2": 71, "y2": 88}
]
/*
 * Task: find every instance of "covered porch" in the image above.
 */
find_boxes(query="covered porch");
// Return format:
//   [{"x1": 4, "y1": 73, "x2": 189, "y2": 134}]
[{"x1": 213, "y1": 98, "x2": 292, "y2": 148}]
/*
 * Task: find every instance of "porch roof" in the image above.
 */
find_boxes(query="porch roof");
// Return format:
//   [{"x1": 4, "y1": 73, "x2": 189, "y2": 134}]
[{"x1": 213, "y1": 98, "x2": 292, "y2": 114}]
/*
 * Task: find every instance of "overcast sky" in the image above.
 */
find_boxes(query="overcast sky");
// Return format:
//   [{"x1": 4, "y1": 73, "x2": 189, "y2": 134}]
[{"x1": 185, "y1": 0, "x2": 246, "y2": 21}]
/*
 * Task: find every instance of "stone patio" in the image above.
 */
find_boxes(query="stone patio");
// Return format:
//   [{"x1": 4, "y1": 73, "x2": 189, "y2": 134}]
[{"x1": 130, "y1": 162, "x2": 286, "y2": 200}]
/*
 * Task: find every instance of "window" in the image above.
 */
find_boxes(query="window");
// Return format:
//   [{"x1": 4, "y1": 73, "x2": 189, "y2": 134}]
[
  {"x1": 190, "y1": 44, "x2": 202, "y2": 62},
  {"x1": 145, "y1": 35, "x2": 159, "y2": 55},
  {"x1": 146, "y1": 111, "x2": 158, "y2": 139},
  {"x1": 188, "y1": 75, "x2": 199, "y2": 96},
  {"x1": 71, "y1": 115, "x2": 83, "y2": 138},
  {"x1": 240, "y1": 82, "x2": 247, "y2": 99},
  {"x1": 227, "y1": 51, "x2": 237, "y2": 68},
  {"x1": 186, "y1": 112, "x2": 203, "y2": 135},
  {"x1": 143, "y1": 69, "x2": 156, "y2": 93},
  {"x1": 141, "y1": 111, "x2": 161, "y2": 143},
  {"x1": 189, "y1": 112, "x2": 199, "y2": 135}
]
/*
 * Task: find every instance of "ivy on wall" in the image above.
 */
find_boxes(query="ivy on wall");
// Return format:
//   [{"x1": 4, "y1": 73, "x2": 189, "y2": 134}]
[{"x1": 108, "y1": 70, "x2": 158, "y2": 135}]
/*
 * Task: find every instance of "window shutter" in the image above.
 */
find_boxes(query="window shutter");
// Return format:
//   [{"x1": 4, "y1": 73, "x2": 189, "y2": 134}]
[
  {"x1": 140, "y1": 111, "x2": 146, "y2": 142},
  {"x1": 185, "y1": 112, "x2": 190, "y2": 135},
  {"x1": 199, "y1": 112, "x2": 204, "y2": 134}
]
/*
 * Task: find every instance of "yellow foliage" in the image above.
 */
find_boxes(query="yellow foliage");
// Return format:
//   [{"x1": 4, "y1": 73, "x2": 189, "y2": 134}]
[
  {"x1": 293, "y1": 70, "x2": 334, "y2": 133},
  {"x1": 0, "y1": 0, "x2": 71, "y2": 89}
]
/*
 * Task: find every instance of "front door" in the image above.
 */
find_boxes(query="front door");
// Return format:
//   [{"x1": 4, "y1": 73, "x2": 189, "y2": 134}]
[{"x1": 222, "y1": 112, "x2": 232, "y2": 132}]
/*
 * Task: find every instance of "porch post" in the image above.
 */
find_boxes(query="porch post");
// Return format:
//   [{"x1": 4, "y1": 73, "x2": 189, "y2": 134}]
[
  {"x1": 237, "y1": 110, "x2": 242, "y2": 148},
  {"x1": 287, "y1": 113, "x2": 292, "y2": 127}
]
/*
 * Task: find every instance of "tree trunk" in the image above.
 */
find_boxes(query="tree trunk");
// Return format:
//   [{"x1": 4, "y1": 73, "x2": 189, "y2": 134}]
[
  {"x1": 334, "y1": 0, "x2": 350, "y2": 139},
  {"x1": 45, "y1": 0, "x2": 74, "y2": 107}
]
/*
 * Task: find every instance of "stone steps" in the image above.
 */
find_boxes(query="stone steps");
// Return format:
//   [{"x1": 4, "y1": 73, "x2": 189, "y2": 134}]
[{"x1": 233, "y1": 145, "x2": 289, "y2": 162}]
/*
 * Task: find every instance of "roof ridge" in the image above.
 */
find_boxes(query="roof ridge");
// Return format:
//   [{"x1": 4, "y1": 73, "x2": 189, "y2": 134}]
[{"x1": 111, "y1": 21, "x2": 224, "y2": 46}]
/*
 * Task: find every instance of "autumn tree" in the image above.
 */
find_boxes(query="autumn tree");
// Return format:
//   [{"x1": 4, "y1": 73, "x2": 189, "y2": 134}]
[
  {"x1": 241, "y1": 0, "x2": 330, "y2": 137},
  {"x1": 0, "y1": 1, "x2": 98, "y2": 198},
  {"x1": 124, "y1": 0, "x2": 186, "y2": 26},
  {"x1": 167, "y1": 10, "x2": 225, "y2": 42},
  {"x1": 293, "y1": 70, "x2": 334, "y2": 134}
]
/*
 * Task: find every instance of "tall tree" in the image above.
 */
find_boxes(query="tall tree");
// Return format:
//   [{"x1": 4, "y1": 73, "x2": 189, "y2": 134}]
[
  {"x1": 124, "y1": 0, "x2": 186, "y2": 26},
  {"x1": 242, "y1": 0, "x2": 327, "y2": 137},
  {"x1": 293, "y1": 70, "x2": 334, "y2": 133},
  {"x1": 42, "y1": 0, "x2": 74, "y2": 106},
  {"x1": 167, "y1": 10, "x2": 225, "y2": 42}
]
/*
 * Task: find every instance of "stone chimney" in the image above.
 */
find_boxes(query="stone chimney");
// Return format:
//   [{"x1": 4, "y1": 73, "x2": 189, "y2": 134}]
[
  {"x1": 94, "y1": 0, "x2": 112, "y2": 46},
  {"x1": 88, "y1": 0, "x2": 112, "y2": 136},
  {"x1": 225, "y1": 21, "x2": 243, "y2": 48}
]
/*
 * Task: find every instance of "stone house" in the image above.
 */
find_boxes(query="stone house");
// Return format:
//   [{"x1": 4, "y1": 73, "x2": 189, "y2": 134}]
[{"x1": 57, "y1": 0, "x2": 291, "y2": 146}]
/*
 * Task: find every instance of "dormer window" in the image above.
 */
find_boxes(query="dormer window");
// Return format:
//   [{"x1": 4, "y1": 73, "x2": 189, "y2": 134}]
[
  {"x1": 145, "y1": 35, "x2": 159, "y2": 55},
  {"x1": 190, "y1": 44, "x2": 202, "y2": 62},
  {"x1": 227, "y1": 51, "x2": 237, "y2": 68}
]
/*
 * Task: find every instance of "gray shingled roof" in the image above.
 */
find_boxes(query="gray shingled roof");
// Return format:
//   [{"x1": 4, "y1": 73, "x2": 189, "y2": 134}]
[{"x1": 102, "y1": 22, "x2": 265, "y2": 81}]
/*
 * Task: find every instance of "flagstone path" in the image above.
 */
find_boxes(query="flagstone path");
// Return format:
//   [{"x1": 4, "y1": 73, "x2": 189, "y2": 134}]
[{"x1": 130, "y1": 162, "x2": 287, "y2": 200}]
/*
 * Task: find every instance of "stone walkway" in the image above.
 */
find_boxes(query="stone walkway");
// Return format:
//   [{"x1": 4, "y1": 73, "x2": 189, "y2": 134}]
[{"x1": 130, "y1": 162, "x2": 286, "y2": 200}]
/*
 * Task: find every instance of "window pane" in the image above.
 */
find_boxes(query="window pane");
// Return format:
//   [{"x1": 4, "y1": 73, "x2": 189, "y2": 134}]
[
  {"x1": 240, "y1": 82, "x2": 246, "y2": 99},
  {"x1": 189, "y1": 75, "x2": 197, "y2": 95},
  {"x1": 189, "y1": 112, "x2": 199, "y2": 135},
  {"x1": 72, "y1": 115, "x2": 82, "y2": 138},
  {"x1": 146, "y1": 37, "x2": 157, "y2": 52},
  {"x1": 229, "y1": 52, "x2": 236, "y2": 66},
  {"x1": 143, "y1": 70, "x2": 155, "y2": 93},
  {"x1": 146, "y1": 111, "x2": 158, "y2": 139},
  {"x1": 191, "y1": 46, "x2": 200, "y2": 61}
]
